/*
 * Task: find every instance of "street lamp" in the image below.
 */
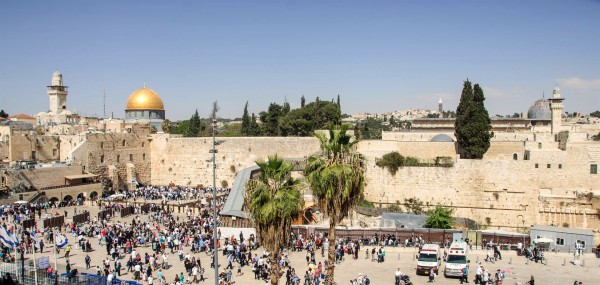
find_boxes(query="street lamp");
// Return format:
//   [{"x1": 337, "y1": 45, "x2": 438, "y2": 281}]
[{"x1": 210, "y1": 101, "x2": 219, "y2": 285}]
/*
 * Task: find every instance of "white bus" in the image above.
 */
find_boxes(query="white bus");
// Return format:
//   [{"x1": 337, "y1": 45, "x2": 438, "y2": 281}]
[
  {"x1": 416, "y1": 243, "x2": 441, "y2": 275},
  {"x1": 444, "y1": 241, "x2": 469, "y2": 277}
]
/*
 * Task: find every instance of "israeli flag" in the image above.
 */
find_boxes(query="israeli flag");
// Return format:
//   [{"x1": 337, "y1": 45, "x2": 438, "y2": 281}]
[
  {"x1": 30, "y1": 231, "x2": 37, "y2": 244},
  {"x1": 55, "y1": 232, "x2": 68, "y2": 249},
  {"x1": 0, "y1": 227, "x2": 19, "y2": 247}
]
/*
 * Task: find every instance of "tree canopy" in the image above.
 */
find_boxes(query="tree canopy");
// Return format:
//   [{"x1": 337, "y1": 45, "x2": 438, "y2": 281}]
[
  {"x1": 245, "y1": 155, "x2": 303, "y2": 285},
  {"x1": 426, "y1": 205, "x2": 454, "y2": 229},
  {"x1": 454, "y1": 80, "x2": 494, "y2": 159},
  {"x1": 304, "y1": 125, "x2": 365, "y2": 284}
]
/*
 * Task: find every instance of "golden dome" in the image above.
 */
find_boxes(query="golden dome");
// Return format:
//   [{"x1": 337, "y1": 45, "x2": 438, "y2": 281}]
[{"x1": 125, "y1": 85, "x2": 164, "y2": 111}]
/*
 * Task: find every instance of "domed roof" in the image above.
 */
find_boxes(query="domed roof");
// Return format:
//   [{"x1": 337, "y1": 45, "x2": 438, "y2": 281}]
[
  {"x1": 125, "y1": 86, "x2": 164, "y2": 111},
  {"x1": 527, "y1": 99, "x2": 551, "y2": 120},
  {"x1": 430, "y1": 134, "x2": 454, "y2": 142}
]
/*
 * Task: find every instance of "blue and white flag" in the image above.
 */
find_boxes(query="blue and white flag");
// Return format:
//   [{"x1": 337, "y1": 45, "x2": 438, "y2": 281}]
[
  {"x1": 30, "y1": 231, "x2": 37, "y2": 244},
  {"x1": 0, "y1": 227, "x2": 19, "y2": 248},
  {"x1": 55, "y1": 232, "x2": 68, "y2": 248}
]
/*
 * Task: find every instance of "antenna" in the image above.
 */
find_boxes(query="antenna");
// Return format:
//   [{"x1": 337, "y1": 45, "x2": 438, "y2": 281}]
[{"x1": 103, "y1": 89, "x2": 106, "y2": 119}]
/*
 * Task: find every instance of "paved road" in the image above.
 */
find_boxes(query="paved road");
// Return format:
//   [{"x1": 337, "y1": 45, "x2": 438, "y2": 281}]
[{"x1": 15, "y1": 202, "x2": 600, "y2": 285}]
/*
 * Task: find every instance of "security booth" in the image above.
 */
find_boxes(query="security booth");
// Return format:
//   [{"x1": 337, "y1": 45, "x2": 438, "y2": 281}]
[{"x1": 530, "y1": 225, "x2": 594, "y2": 253}]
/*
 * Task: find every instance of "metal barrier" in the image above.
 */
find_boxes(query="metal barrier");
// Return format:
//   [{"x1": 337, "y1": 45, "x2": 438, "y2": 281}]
[
  {"x1": 120, "y1": 206, "x2": 135, "y2": 218},
  {"x1": 23, "y1": 218, "x2": 36, "y2": 229},
  {"x1": 43, "y1": 216, "x2": 65, "y2": 229},
  {"x1": 98, "y1": 208, "x2": 114, "y2": 221},
  {"x1": 0, "y1": 262, "x2": 143, "y2": 285},
  {"x1": 72, "y1": 211, "x2": 90, "y2": 224}
]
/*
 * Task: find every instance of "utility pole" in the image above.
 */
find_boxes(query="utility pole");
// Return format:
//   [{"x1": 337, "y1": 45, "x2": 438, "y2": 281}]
[{"x1": 210, "y1": 101, "x2": 219, "y2": 285}]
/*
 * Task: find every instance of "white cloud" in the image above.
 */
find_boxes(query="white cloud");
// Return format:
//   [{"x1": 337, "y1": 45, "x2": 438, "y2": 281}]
[
  {"x1": 482, "y1": 86, "x2": 520, "y2": 99},
  {"x1": 558, "y1": 77, "x2": 600, "y2": 91}
]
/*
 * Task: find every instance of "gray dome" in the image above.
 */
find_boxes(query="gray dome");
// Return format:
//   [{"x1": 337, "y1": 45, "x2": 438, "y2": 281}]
[
  {"x1": 527, "y1": 99, "x2": 551, "y2": 120},
  {"x1": 430, "y1": 134, "x2": 454, "y2": 142}
]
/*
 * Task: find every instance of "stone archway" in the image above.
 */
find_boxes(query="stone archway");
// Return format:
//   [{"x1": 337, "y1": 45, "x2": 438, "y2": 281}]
[
  {"x1": 49, "y1": 197, "x2": 59, "y2": 204},
  {"x1": 90, "y1": 191, "x2": 98, "y2": 200},
  {"x1": 63, "y1": 195, "x2": 73, "y2": 202},
  {"x1": 76, "y1": 193, "x2": 85, "y2": 200}
]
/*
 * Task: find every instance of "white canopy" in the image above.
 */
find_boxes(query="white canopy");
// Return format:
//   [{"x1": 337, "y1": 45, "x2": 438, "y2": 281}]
[
  {"x1": 14, "y1": 200, "x2": 28, "y2": 204},
  {"x1": 108, "y1": 194, "x2": 126, "y2": 199}
]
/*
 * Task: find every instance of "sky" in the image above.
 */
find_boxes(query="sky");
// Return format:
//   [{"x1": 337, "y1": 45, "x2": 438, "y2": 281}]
[{"x1": 0, "y1": 0, "x2": 599, "y2": 120}]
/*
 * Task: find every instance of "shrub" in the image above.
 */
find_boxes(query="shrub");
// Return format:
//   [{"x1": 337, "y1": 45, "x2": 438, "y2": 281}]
[{"x1": 359, "y1": 199, "x2": 375, "y2": 208}]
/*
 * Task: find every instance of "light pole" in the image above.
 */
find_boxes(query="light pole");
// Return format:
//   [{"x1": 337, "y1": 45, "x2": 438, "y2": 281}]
[{"x1": 210, "y1": 102, "x2": 219, "y2": 285}]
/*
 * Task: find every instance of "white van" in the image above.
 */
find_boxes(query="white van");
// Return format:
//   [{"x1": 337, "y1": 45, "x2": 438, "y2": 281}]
[
  {"x1": 416, "y1": 243, "x2": 441, "y2": 275},
  {"x1": 444, "y1": 241, "x2": 469, "y2": 277}
]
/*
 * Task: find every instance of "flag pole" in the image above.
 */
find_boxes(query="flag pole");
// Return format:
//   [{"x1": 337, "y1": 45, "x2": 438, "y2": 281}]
[{"x1": 32, "y1": 230, "x2": 38, "y2": 285}]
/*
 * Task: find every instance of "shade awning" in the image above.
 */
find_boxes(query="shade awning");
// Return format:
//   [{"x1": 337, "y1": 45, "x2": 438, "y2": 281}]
[{"x1": 64, "y1": 174, "x2": 98, "y2": 180}]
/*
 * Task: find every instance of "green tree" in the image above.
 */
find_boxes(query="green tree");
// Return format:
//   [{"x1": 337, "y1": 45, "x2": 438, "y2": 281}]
[
  {"x1": 301, "y1": 95, "x2": 306, "y2": 108},
  {"x1": 592, "y1": 132, "x2": 600, "y2": 141},
  {"x1": 404, "y1": 197, "x2": 425, "y2": 215},
  {"x1": 304, "y1": 125, "x2": 365, "y2": 285},
  {"x1": 0, "y1": 110, "x2": 8, "y2": 118},
  {"x1": 245, "y1": 155, "x2": 303, "y2": 285},
  {"x1": 354, "y1": 117, "x2": 389, "y2": 139},
  {"x1": 455, "y1": 81, "x2": 493, "y2": 159},
  {"x1": 336, "y1": 94, "x2": 340, "y2": 109},
  {"x1": 511, "y1": 112, "x2": 520, "y2": 118},
  {"x1": 241, "y1": 101, "x2": 251, "y2": 136},
  {"x1": 426, "y1": 205, "x2": 454, "y2": 229},
  {"x1": 590, "y1": 110, "x2": 600, "y2": 118},
  {"x1": 186, "y1": 110, "x2": 202, "y2": 137},
  {"x1": 249, "y1": 113, "x2": 261, "y2": 136},
  {"x1": 260, "y1": 103, "x2": 285, "y2": 136},
  {"x1": 279, "y1": 100, "x2": 341, "y2": 136}
]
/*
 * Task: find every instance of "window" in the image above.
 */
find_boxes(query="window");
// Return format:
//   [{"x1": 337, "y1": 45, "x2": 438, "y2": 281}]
[
  {"x1": 591, "y1": 164, "x2": 598, "y2": 175},
  {"x1": 122, "y1": 140, "x2": 126, "y2": 147},
  {"x1": 559, "y1": 164, "x2": 562, "y2": 169},
  {"x1": 513, "y1": 153, "x2": 518, "y2": 160},
  {"x1": 142, "y1": 142, "x2": 145, "y2": 147},
  {"x1": 556, "y1": 238, "x2": 565, "y2": 246},
  {"x1": 535, "y1": 163, "x2": 539, "y2": 168},
  {"x1": 53, "y1": 149, "x2": 57, "y2": 156},
  {"x1": 143, "y1": 153, "x2": 146, "y2": 161},
  {"x1": 100, "y1": 155, "x2": 104, "y2": 163},
  {"x1": 538, "y1": 143, "x2": 542, "y2": 149},
  {"x1": 116, "y1": 155, "x2": 120, "y2": 163},
  {"x1": 129, "y1": 154, "x2": 133, "y2": 161},
  {"x1": 547, "y1": 164, "x2": 551, "y2": 169},
  {"x1": 576, "y1": 240, "x2": 586, "y2": 248},
  {"x1": 100, "y1": 142, "x2": 104, "y2": 148}
]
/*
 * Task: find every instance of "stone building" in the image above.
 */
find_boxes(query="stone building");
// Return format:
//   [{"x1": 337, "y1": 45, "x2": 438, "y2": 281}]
[{"x1": 35, "y1": 71, "x2": 80, "y2": 134}]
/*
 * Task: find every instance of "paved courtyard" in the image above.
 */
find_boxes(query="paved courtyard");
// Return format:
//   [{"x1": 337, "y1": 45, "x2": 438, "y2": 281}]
[{"x1": 16, "y1": 202, "x2": 600, "y2": 285}]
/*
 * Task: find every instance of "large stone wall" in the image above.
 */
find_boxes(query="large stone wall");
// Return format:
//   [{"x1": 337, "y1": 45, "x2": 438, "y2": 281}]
[
  {"x1": 10, "y1": 134, "x2": 60, "y2": 162},
  {"x1": 151, "y1": 135, "x2": 321, "y2": 186},
  {"x1": 73, "y1": 133, "x2": 152, "y2": 189},
  {"x1": 361, "y1": 141, "x2": 600, "y2": 232},
  {"x1": 357, "y1": 140, "x2": 456, "y2": 162}
]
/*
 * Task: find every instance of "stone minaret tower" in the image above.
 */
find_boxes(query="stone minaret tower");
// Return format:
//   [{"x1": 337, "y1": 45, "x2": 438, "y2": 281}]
[
  {"x1": 438, "y1": 98, "x2": 443, "y2": 118},
  {"x1": 47, "y1": 70, "x2": 68, "y2": 113},
  {"x1": 548, "y1": 86, "x2": 564, "y2": 134}
]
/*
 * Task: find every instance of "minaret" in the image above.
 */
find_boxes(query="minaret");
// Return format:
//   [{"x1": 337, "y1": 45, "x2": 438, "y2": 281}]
[
  {"x1": 438, "y1": 98, "x2": 443, "y2": 118},
  {"x1": 548, "y1": 85, "x2": 564, "y2": 134},
  {"x1": 47, "y1": 70, "x2": 68, "y2": 113}
]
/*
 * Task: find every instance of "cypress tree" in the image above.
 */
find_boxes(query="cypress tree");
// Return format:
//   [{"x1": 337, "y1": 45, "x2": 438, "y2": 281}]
[
  {"x1": 454, "y1": 80, "x2": 493, "y2": 159},
  {"x1": 301, "y1": 96, "x2": 306, "y2": 108},
  {"x1": 250, "y1": 113, "x2": 261, "y2": 136},
  {"x1": 186, "y1": 109, "x2": 201, "y2": 137},
  {"x1": 241, "y1": 101, "x2": 250, "y2": 136}
]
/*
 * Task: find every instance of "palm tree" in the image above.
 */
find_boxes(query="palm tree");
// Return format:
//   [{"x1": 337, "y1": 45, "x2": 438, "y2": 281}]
[
  {"x1": 304, "y1": 125, "x2": 365, "y2": 285},
  {"x1": 245, "y1": 155, "x2": 304, "y2": 285}
]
